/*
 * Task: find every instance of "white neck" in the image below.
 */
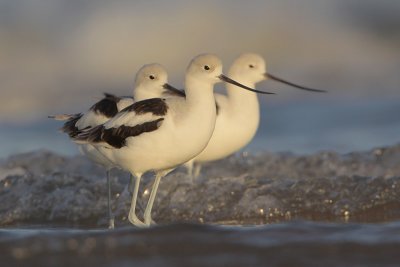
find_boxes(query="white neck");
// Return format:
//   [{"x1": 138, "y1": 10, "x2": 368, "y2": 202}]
[
  {"x1": 171, "y1": 75, "x2": 217, "y2": 158},
  {"x1": 133, "y1": 87, "x2": 159, "y2": 101},
  {"x1": 185, "y1": 76, "x2": 216, "y2": 115},
  {"x1": 225, "y1": 76, "x2": 260, "y2": 118}
]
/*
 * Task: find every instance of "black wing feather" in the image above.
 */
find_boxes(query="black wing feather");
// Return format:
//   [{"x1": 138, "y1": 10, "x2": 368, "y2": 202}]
[
  {"x1": 102, "y1": 118, "x2": 164, "y2": 148},
  {"x1": 89, "y1": 93, "x2": 121, "y2": 118},
  {"x1": 121, "y1": 98, "x2": 168, "y2": 116},
  {"x1": 76, "y1": 118, "x2": 164, "y2": 148},
  {"x1": 76, "y1": 98, "x2": 168, "y2": 148},
  {"x1": 60, "y1": 113, "x2": 83, "y2": 138}
]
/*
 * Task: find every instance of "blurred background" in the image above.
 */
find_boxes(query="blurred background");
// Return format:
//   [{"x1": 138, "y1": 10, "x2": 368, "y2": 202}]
[{"x1": 0, "y1": 0, "x2": 399, "y2": 157}]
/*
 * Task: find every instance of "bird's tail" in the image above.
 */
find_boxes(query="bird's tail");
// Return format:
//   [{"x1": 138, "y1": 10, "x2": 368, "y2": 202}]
[
  {"x1": 73, "y1": 124, "x2": 104, "y2": 144},
  {"x1": 48, "y1": 113, "x2": 80, "y2": 121},
  {"x1": 49, "y1": 113, "x2": 83, "y2": 138}
]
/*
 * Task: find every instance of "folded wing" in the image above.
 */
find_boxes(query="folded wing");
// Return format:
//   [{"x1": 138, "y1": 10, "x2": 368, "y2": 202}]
[{"x1": 75, "y1": 98, "x2": 168, "y2": 149}]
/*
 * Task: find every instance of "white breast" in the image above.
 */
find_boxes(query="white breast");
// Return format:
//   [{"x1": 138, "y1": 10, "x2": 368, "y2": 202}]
[{"x1": 191, "y1": 90, "x2": 260, "y2": 163}]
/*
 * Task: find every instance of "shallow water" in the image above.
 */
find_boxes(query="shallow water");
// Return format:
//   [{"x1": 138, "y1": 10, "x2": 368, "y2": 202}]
[
  {"x1": 1, "y1": 145, "x2": 400, "y2": 266},
  {"x1": 2, "y1": 222, "x2": 400, "y2": 267},
  {"x1": 1, "y1": 145, "x2": 399, "y2": 226}
]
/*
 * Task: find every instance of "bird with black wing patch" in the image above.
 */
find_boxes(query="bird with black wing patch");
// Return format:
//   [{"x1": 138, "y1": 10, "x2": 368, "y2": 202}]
[
  {"x1": 76, "y1": 54, "x2": 275, "y2": 227},
  {"x1": 50, "y1": 63, "x2": 180, "y2": 229}
]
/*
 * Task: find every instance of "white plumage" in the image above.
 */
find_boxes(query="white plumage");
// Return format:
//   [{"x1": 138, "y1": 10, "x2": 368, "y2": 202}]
[
  {"x1": 184, "y1": 53, "x2": 325, "y2": 179},
  {"x1": 75, "y1": 54, "x2": 274, "y2": 227},
  {"x1": 51, "y1": 63, "x2": 181, "y2": 228}
]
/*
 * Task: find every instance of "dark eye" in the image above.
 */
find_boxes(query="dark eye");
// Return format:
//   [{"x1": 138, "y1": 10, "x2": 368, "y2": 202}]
[
  {"x1": 249, "y1": 64, "x2": 254, "y2": 68},
  {"x1": 149, "y1": 75, "x2": 155, "y2": 80},
  {"x1": 204, "y1": 65, "x2": 210, "y2": 70}
]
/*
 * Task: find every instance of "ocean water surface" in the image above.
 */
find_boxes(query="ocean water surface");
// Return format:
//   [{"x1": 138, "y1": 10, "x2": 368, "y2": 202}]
[{"x1": 1, "y1": 97, "x2": 399, "y2": 158}]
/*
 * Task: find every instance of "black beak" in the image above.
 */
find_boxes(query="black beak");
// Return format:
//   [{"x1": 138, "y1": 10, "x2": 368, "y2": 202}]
[
  {"x1": 163, "y1": 83, "x2": 186, "y2": 97},
  {"x1": 265, "y1": 73, "x2": 326, "y2": 93},
  {"x1": 219, "y1": 74, "x2": 275, "y2": 94}
]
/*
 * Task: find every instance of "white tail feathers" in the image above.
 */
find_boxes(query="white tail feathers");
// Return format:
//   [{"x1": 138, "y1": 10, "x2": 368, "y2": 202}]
[{"x1": 48, "y1": 113, "x2": 80, "y2": 121}]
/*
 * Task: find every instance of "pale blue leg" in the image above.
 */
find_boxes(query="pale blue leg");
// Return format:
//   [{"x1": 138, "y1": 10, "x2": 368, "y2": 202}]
[
  {"x1": 128, "y1": 173, "x2": 146, "y2": 227},
  {"x1": 193, "y1": 163, "x2": 202, "y2": 180},
  {"x1": 128, "y1": 174, "x2": 135, "y2": 195},
  {"x1": 106, "y1": 170, "x2": 115, "y2": 229},
  {"x1": 144, "y1": 169, "x2": 173, "y2": 226},
  {"x1": 184, "y1": 160, "x2": 195, "y2": 184}
]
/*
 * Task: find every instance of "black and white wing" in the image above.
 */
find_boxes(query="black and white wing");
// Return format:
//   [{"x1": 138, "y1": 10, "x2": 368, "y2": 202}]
[
  {"x1": 74, "y1": 93, "x2": 125, "y2": 130},
  {"x1": 75, "y1": 98, "x2": 168, "y2": 149},
  {"x1": 48, "y1": 113, "x2": 83, "y2": 138}
]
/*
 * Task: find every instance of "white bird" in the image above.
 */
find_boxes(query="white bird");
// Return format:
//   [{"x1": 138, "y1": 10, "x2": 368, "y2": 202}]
[
  {"x1": 184, "y1": 53, "x2": 326, "y2": 179},
  {"x1": 75, "y1": 54, "x2": 274, "y2": 227},
  {"x1": 50, "y1": 64, "x2": 182, "y2": 229}
]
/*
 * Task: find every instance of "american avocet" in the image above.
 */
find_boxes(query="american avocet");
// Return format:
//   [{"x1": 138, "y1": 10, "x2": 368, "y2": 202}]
[
  {"x1": 75, "y1": 54, "x2": 274, "y2": 227},
  {"x1": 184, "y1": 53, "x2": 326, "y2": 179},
  {"x1": 50, "y1": 64, "x2": 181, "y2": 228}
]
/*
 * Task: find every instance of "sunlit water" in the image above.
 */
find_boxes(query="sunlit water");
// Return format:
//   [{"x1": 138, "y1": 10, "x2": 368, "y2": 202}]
[{"x1": 1, "y1": 98, "x2": 400, "y2": 267}]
